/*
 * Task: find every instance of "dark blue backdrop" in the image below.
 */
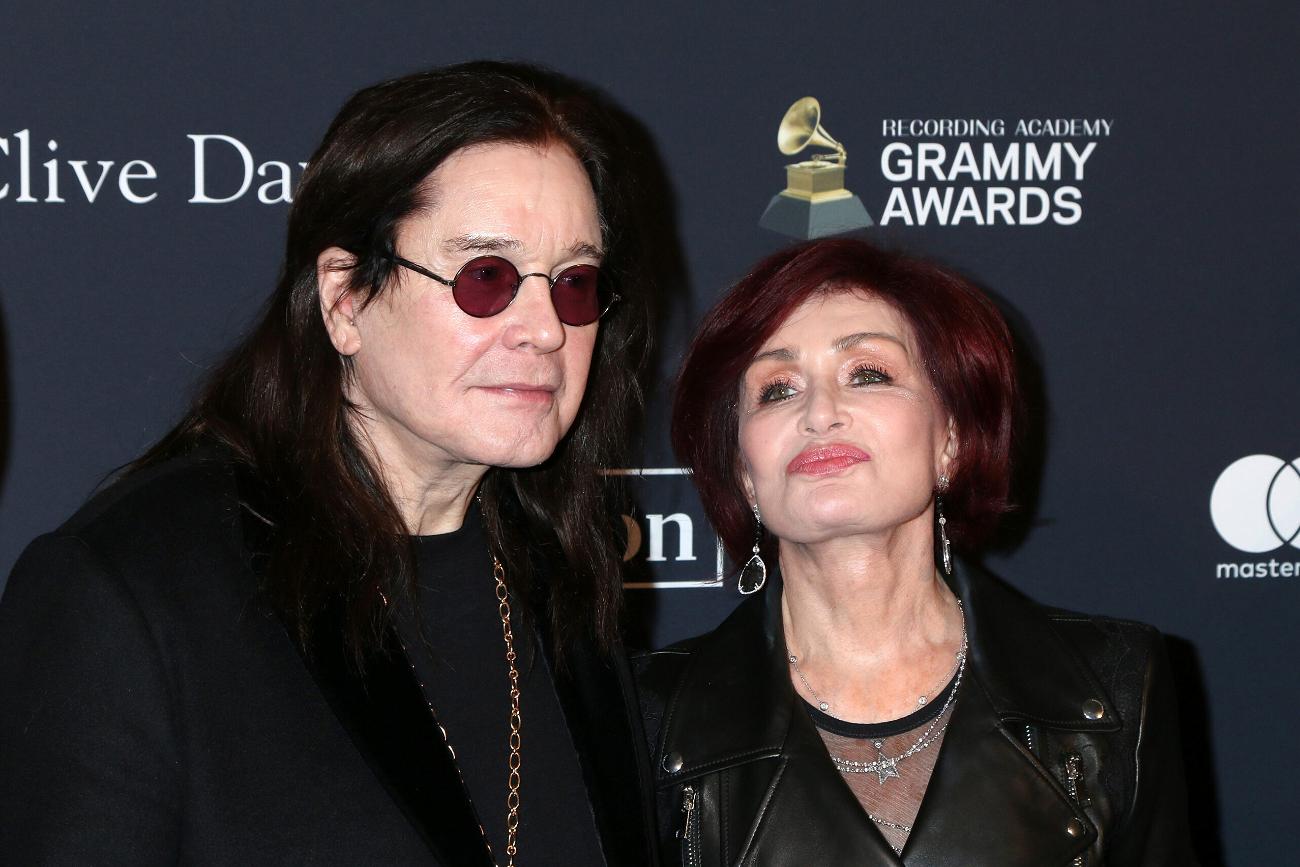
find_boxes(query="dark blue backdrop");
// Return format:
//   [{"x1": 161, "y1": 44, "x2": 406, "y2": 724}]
[{"x1": 2, "y1": 4, "x2": 1297, "y2": 864}]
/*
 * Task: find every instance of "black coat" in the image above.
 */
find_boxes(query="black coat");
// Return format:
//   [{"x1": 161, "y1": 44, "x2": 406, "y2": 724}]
[
  {"x1": 0, "y1": 452, "x2": 658, "y2": 865},
  {"x1": 634, "y1": 563, "x2": 1199, "y2": 866}
]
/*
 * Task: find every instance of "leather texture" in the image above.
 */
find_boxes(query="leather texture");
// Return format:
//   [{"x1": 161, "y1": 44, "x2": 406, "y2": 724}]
[
  {"x1": 634, "y1": 563, "x2": 1200, "y2": 866},
  {"x1": 0, "y1": 449, "x2": 658, "y2": 866}
]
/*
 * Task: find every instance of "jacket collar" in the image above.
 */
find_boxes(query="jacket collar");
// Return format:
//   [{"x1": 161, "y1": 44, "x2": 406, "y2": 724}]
[
  {"x1": 657, "y1": 572, "x2": 792, "y2": 780},
  {"x1": 947, "y1": 559, "x2": 1120, "y2": 732},
  {"x1": 660, "y1": 559, "x2": 1118, "y2": 780},
  {"x1": 657, "y1": 560, "x2": 1106, "y2": 865}
]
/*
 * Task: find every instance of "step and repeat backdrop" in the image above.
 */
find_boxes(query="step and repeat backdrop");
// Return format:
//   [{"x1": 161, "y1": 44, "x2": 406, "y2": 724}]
[{"x1": 1, "y1": 3, "x2": 1295, "y2": 864}]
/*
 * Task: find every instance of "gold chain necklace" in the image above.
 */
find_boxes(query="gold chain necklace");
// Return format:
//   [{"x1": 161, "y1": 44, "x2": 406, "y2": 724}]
[
  {"x1": 492, "y1": 556, "x2": 522, "y2": 866},
  {"x1": 387, "y1": 551, "x2": 524, "y2": 867}
]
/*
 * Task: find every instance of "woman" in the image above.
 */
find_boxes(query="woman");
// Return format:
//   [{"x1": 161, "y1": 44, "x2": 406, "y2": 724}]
[
  {"x1": 637, "y1": 238, "x2": 1197, "y2": 865},
  {"x1": 0, "y1": 63, "x2": 658, "y2": 865}
]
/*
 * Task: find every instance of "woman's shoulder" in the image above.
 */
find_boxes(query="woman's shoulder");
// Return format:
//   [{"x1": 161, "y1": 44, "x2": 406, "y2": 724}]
[
  {"x1": 629, "y1": 594, "x2": 762, "y2": 699},
  {"x1": 961, "y1": 562, "x2": 1174, "y2": 736},
  {"x1": 1013, "y1": 577, "x2": 1170, "y2": 695},
  {"x1": 1039, "y1": 603, "x2": 1171, "y2": 729},
  {"x1": 1040, "y1": 604, "x2": 1166, "y2": 667},
  {"x1": 629, "y1": 596, "x2": 769, "y2": 760},
  {"x1": 630, "y1": 639, "x2": 702, "y2": 722},
  {"x1": 630, "y1": 638, "x2": 703, "y2": 776},
  {"x1": 966, "y1": 562, "x2": 1166, "y2": 655}
]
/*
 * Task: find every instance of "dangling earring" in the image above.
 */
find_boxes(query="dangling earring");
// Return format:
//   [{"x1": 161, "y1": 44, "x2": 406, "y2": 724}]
[
  {"x1": 936, "y1": 475, "x2": 952, "y2": 576},
  {"x1": 739, "y1": 502, "x2": 768, "y2": 595}
]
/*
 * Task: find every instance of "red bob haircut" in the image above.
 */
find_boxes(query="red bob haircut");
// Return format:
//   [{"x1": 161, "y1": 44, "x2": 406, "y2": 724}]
[{"x1": 671, "y1": 237, "x2": 1020, "y2": 568}]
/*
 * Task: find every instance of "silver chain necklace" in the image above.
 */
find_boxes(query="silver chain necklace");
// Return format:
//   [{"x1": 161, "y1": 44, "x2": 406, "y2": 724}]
[
  {"x1": 865, "y1": 813, "x2": 911, "y2": 854},
  {"x1": 788, "y1": 601, "x2": 967, "y2": 785}
]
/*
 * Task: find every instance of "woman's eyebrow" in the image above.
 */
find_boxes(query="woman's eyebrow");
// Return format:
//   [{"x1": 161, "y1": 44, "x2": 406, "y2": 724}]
[
  {"x1": 750, "y1": 347, "x2": 797, "y2": 365},
  {"x1": 749, "y1": 331, "x2": 908, "y2": 369},
  {"x1": 832, "y1": 331, "x2": 908, "y2": 353}
]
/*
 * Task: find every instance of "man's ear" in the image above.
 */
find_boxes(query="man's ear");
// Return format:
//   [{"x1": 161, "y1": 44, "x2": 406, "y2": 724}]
[{"x1": 317, "y1": 247, "x2": 361, "y2": 356}]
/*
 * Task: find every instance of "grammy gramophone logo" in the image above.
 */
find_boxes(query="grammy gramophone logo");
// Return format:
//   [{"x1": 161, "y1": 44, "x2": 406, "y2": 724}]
[{"x1": 759, "y1": 97, "x2": 873, "y2": 239}]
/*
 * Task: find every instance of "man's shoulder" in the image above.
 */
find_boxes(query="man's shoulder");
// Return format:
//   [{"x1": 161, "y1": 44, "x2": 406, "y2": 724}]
[
  {"x1": 61, "y1": 448, "x2": 236, "y2": 539},
  {"x1": 20, "y1": 448, "x2": 249, "y2": 614}
]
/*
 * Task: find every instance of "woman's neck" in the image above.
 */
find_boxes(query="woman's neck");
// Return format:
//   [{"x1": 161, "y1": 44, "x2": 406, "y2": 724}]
[{"x1": 778, "y1": 516, "x2": 964, "y2": 723}]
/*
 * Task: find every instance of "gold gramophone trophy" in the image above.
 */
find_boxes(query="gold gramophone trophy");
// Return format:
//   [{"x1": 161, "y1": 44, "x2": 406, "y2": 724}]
[{"x1": 759, "y1": 97, "x2": 872, "y2": 238}]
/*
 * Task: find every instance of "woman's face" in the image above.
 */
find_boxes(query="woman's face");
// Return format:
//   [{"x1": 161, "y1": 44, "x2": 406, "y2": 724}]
[
  {"x1": 737, "y1": 291, "x2": 955, "y2": 547},
  {"x1": 325, "y1": 141, "x2": 603, "y2": 473}
]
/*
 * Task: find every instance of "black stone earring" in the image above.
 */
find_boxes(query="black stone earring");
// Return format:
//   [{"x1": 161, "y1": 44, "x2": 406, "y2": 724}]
[
  {"x1": 739, "y1": 503, "x2": 767, "y2": 595},
  {"x1": 937, "y1": 475, "x2": 952, "y2": 576}
]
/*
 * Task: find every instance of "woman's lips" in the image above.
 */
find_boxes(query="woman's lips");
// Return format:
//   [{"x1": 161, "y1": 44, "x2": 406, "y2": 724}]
[{"x1": 786, "y1": 444, "x2": 871, "y2": 476}]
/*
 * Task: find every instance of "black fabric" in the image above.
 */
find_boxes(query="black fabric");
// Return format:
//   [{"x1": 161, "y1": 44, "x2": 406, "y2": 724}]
[
  {"x1": 397, "y1": 513, "x2": 605, "y2": 865},
  {"x1": 633, "y1": 562, "x2": 1200, "y2": 866},
  {"x1": 0, "y1": 450, "x2": 657, "y2": 866},
  {"x1": 539, "y1": 622, "x2": 664, "y2": 867},
  {"x1": 801, "y1": 671, "x2": 955, "y2": 739}
]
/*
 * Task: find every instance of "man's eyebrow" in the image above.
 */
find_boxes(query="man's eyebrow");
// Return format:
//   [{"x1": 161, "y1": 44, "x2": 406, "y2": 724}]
[
  {"x1": 567, "y1": 241, "x2": 605, "y2": 261},
  {"x1": 440, "y1": 235, "x2": 604, "y2": 262},
  {"x1": 441, "y1": 234, "x2": 524, "y2": 254}
]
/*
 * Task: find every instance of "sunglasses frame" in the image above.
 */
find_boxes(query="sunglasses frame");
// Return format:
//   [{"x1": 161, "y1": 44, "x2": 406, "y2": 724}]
[{"x1": 388, "y1": 254, "x2": 618, "y2": 326}]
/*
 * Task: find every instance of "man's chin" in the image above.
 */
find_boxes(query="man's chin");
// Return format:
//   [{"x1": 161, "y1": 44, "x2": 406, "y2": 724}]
[{"x1": 472, "y1": 434, "x2": 565, "y2": 470}]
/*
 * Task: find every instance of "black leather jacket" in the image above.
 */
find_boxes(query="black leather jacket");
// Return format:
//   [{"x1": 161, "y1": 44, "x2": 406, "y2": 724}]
[{"x1": 633, "y1": 562, "x2": 1199, "y2": 866}]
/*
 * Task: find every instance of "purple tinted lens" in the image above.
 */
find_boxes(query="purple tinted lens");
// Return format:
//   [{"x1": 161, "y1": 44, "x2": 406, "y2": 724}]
[
  {"x1": 452, "y1": 256, "x2": 518, "y2": 317},
  {"x1": 551, "y1": 264, "x2": 602, "y2": 325}
]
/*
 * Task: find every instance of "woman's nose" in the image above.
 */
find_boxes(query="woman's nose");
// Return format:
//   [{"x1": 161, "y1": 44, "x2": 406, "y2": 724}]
[{"x1": 800, "y1": 383, "x2": 847, "y2": 434}]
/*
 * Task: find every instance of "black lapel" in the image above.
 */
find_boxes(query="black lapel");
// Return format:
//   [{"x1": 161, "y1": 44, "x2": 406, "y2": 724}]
[
  {"x1": 743, "y1": 703, "x2": 903, "y2": 866},
  {"x1": 545, "y1": 635, "x2": 659, "y2": 867},
  {"x1": 948, "y1": 560, "x2": 1122, "y2": 732},
  {"x1": 902, "y1": 682, "x2": 1092, "y2": 865},
  {"x1": 900, "y1": 562, "x2": 1104, "y2": 865},
  {"x1": 301, "y1": 613, "x2": 496, "y2": 867},
  {"x1": 657, "y1": 584, "x2": 791, "y2": 779},
  {"x1": 234, "y1": 468, "x2": 494, "y2": 867}
]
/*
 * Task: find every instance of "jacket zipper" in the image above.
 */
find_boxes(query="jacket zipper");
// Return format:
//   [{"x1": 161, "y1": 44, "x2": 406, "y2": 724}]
[
  {"x1": 1064, "y1": 753, "x2": 1086, "y2": 867},
  {"x1": 679, "y1": 784, "x2": 702, "y2": 867}
]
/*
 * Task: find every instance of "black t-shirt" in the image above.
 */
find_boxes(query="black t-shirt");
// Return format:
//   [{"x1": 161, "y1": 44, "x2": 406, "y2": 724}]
[{"x1": 396, "y1": 507, "x2": 605, "y2": 865}]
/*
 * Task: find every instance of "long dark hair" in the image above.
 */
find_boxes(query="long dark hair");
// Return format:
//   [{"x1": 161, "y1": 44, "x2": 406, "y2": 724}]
[{"x1": 135, "y1": 62, "x2": 651, "y2": 663}]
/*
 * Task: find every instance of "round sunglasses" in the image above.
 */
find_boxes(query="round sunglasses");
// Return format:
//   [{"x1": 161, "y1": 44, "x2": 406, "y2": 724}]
[{"x1": 389, "y1": 254, "x2": 617, "y2": 326}]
